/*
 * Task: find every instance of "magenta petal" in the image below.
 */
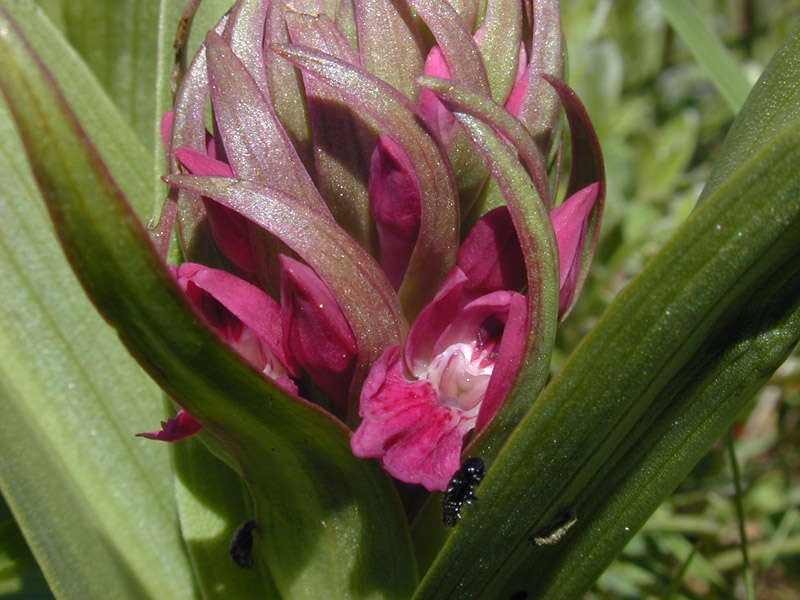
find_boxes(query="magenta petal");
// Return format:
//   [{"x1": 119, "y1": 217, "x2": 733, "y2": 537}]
[
  {"x1": 280, "y1": 255, "x2": 357, "y2": 417},
  {"x1": 476, "y1": 292, "x2": 528, "y2": 430},
  {"x1": 381, "y1": 408, "x2": 466, "y2": 491},
  {"x1": 418, "y1": 46, "x2": 457, "y2": 144},
  {"x1": 369, "y1": 135, "x2": 422, "y2": 289},
  {"x1": 551, "y1": 182, "x2": 600, "y2": 316},
  {"x1": 174, "y1": 147, "x2": 233, "y2": 177},
  {"x1": 175, "y1": 263, "x2": 296, "y2": 377},
  {"x1": 161, "y1": 111, "x2": 174, "y2": 153},
  {"x1": 350, "y1": 347, "x2": 468, "y2": 491},
  {"x1": 173, "y1": 147, "x2": 261, "y2": 277},
  {"x1": 457, "y1": 206, "x2": 526, "y2": 296},
  {"x1": 404, "y1": 268, "x2": 469, "y2": 373},
  {"x1": 136, "y1": 409, "x2": 202, "y2": 442},
  {"x1": 433, "y1": 289, "x2": 520, "y2": 356}
]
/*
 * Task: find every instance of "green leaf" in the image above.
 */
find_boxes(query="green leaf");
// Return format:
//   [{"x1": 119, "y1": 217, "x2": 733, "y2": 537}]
[
  {"x1": 35, "y1": 0, "x2": 240, "y2": 218},
  {"x1": 0, "y1": 6, "x2": 418, "y2": 599},
  {"x1": 173, "y1": 435, "x2": 281, "y2": 599},
  {"x1": 3, "y1": 0, "x2": 151, "y2": 220},
  {"x1": 0, "y1": 74, "x2": 194, "y2": 600},
  {"x1": 411, "y1": 27, "x2": 800, "y2": 600},
  {"x1": 0, "y1": 497, "x2": 53, "y2": 599},
  {"x1": 33, "y1": 0, "x2": 163, "y2": 149},
  {"x1": 656, "y1": 0, "x2": 751, "y2": 113}
]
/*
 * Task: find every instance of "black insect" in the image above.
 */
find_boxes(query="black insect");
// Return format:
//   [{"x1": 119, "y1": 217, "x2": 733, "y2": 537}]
[
  {"x1": 229, "y1": 519, "x2": 258, "y2": 568},
  {"x1": 442, "y1": 457, "x2": 485, "y2": 527}
]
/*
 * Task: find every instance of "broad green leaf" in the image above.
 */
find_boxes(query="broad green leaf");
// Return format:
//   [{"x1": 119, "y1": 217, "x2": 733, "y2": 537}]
[
  {"x1": 411, "y1": 28, "x2": 800, "y2": 599},
  {"x1": 698, "y1": 25, "x2": 800, "y2": 203},
  {"x1": 34, "y1": 0, "x2": 238, "y2": 218},
  {"x1": 0, "y1": 7, "x2": 418, "y2": 599},
  {"x1": 656, "y1": 0, "x2": 751, "y2": 113},
  {"x1": 0, "y1": 85, "x2": 194, "y2": 600},
  {"x1": 33, "y1": 0, "x2": 162, "y2": 148}
]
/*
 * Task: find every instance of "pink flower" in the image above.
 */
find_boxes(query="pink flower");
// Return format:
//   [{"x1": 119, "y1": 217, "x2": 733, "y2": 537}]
[
  {"x1": 280, "y1": 255, "x2": 357, "y2": 416},
  {"x1": 351, "y1": 194, "x2": 595, "y2": 490},
  {"x1": 155, "y1": 0, "x2": 604, "y2": 489},
  {"x1": 138, "y1": 262, "x2": 298, "y2": 441},
  {"x1": 351, "y1": 282, "x2": 526, "y2": 490}
]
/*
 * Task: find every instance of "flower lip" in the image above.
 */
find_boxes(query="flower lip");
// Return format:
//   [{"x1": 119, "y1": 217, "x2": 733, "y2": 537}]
[{"x1": 351, "y1": 284, "x2": 526, "y2": 490}]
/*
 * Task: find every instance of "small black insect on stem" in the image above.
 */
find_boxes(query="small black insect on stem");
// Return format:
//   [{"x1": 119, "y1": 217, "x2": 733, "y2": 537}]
[
  {"x1": 229, "y1": 519, "x2": 258, "y2": 568},
  {"x1": 442, "y1": 457, "x2": 485, "y2": 527}
]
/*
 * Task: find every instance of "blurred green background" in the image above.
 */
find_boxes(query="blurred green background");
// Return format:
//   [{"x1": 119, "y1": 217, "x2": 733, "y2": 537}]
[{"x1": 558, "y1": 1, "x2": 800, "y2": 598}]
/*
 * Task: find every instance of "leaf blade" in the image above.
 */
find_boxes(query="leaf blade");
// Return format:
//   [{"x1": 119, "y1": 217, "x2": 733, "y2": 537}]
[{"x1": 657, "y1": 0, "x2": 751, "y2": 113}]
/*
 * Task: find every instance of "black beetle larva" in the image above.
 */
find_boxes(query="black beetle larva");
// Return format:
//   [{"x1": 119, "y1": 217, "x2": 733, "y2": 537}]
[
  {"x1": 229, "y1": 519, "x2": 258, "y2": 568},
  {"x1": 442, "y1": 457, "x2": 485, "y2": 527}
]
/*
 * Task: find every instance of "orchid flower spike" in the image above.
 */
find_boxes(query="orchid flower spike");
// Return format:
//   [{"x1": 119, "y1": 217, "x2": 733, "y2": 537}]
[{"x1": 148, "y1": 0, "x2": 604, "y2": 492}]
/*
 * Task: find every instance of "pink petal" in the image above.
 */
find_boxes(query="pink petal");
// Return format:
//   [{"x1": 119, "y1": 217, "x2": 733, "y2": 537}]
[
  {"x1": 173, "y1": 147, "x2": 261, "y2": 277},
  {"x1": 551, "y1": 182, "x2": 600, "y2": 316},
  {"x1": 174, "y1": 147, "x2": 233, "y2": 177},
  {"x1": 161, "y1": 111, "x2": 174, "y2": 153},
  {"x1": 350, "y1": 347, "x2": 471, "y2": 491},
  {"x1": 433, "y1": 289, "x2": 520, "y2": 357},
  {"x1": 280, "y1": 256, "x2": 357, "y2": 417},
  {"x1": 457, "y1": 206, "x2": 526, "y2": 296},
  {"x1": 368, "y1": 135, "x2": 422, "y2": 290},
  {"x1": 175, "y1": 263, "x2": 297, "y2": 380},
  {"x1": 476, "y1": 292, "x2": 527, "y2": 430},
  {"x1": 418, "y1": 46, "x2": 457, "y2": 144},
  {"x1": 503, "y1": 52, "x2": 528, "y2": 118},
  {"x1": 403, "y1": 268, "x2": 469, "y2": 373},
  {"x1": 137, "y1": 409, "x2": 203, "y2": 442}
]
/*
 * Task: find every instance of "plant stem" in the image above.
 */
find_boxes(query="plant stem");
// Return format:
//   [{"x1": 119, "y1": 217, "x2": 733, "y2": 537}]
[{"x1": 727, "y1": 431, "x2": 755, "y2": 600}]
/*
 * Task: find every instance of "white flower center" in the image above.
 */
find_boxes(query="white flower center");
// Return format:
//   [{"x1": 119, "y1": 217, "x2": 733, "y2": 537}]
[{"x1": 426, "y1": 342, "x2": 494, "y2": 414}]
